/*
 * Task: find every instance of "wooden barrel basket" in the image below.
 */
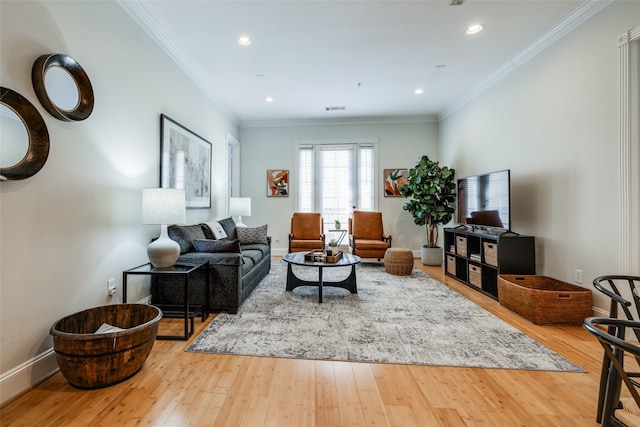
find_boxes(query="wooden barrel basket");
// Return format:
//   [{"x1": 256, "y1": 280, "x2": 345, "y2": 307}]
[{"x1": 50, "y1": 304, "x2": 162, "y2": 389}]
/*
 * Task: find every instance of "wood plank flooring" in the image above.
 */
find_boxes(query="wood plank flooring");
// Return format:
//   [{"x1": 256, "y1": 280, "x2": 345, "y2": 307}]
[{"x1": 1, "y1": 260, "x2": 606, "y2": 426}]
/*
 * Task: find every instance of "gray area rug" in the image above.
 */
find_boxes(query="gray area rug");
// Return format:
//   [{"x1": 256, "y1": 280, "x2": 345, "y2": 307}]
[{"x1": 187, "y1": 261, "x2": 584, "y2": 372}]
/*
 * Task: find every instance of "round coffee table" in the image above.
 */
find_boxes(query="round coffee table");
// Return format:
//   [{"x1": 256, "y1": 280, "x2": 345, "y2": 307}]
[{"x1": 282, "y1": 251, "x2": 361, "y2": 303}]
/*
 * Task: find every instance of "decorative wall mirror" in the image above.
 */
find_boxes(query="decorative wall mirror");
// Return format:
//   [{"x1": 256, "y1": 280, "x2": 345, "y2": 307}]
[
  {"x1": 32, "y1": 53, "x2": 94, "y2": 121},
  {"x1": 0, "y1": 87, "x2": 50, "y2": 181}
]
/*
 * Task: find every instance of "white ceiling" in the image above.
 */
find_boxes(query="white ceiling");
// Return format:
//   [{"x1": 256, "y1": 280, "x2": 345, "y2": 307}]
[{"x1": 120, "y1": 0, "x2": 609, "y2": 125}]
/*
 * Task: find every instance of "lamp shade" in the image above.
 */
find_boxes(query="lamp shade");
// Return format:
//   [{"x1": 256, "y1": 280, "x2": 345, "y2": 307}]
[
  {"x1": 142, "y1": 188, "x2": 186, "y2": 225},
  {"x1": 229, "y1": 197, "x2": 251, "y2": 217}
]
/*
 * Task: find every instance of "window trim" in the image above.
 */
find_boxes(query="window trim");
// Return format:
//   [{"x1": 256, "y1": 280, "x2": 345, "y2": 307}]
[{"x1": 295, "y1": 138, "x2": 379, "y2": 213}]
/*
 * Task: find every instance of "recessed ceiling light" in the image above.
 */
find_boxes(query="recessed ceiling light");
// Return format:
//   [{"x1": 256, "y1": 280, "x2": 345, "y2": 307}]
[
  {"x1": 265, "y1": 97, "x2": 274, "y2": 103},
  {"x1": 414, "y1": 88, "x2": 425, "y2": 95},
  {"x1": 466, "y1": 24, "x2": 483, "y2": 35},
  {"x1": 238, "y1": 35, "x2": 252, "y2": 46}
]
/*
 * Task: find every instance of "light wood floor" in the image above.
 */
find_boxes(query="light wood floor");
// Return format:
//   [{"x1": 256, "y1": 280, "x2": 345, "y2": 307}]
[{"x1": 1, "y1": 259, "x2": 606, "y2": 426}]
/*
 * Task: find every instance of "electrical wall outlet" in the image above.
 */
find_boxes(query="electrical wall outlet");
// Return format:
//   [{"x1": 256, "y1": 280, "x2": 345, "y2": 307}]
[
  {"x1": 107, "y1": 278, "x2": 117, "y2": 296},
  {"x1": 398, "y1": 235, "x2": 404, "y2": 242},
  {"x1": 574, "y1": 269, "x2": 583, "y2": 284},
  {"x1": 275, "y1": 233, "x2": 279, "y2": 242}
]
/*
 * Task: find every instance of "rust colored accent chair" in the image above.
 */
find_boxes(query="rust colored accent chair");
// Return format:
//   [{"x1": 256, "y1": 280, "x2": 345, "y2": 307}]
[
  {"x1": 288, "y1": 212, "x2": 325, "y2": 253},
  {"x1": 348, "y1": 211, "x2": 391, "y2": 260}
]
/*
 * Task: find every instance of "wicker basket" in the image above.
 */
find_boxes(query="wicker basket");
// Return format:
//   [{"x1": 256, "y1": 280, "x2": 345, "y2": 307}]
[
  {"x1": 483, "y1": 242, "x2": 498, "y2": 267},
  {"x1": 446, "y1": 255, "x2": 456, "y2": 275},
  {"x1": 384, "y1": 248, "x2": 414, "y2": 276},
  {"x1": 456, "y1": 236, "x2": 467, "y2": 257},
  {"x1": 50, "y1": 304, "x2": 162, "y2": 389},
  {"x1": 469, "y1": 264, "x2": 482, "y2": 288},
  {"x1": 498, "y1": 275, "x2": 592, "y2": 325}
]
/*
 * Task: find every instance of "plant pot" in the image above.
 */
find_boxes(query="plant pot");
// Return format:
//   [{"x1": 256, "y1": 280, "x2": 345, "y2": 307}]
[
  {"x1": 421, "y1": 246, "x2": 443, "y2": 266},
  {"x1": 335, "y1": 223, "x2": 341, "y2": 230}
]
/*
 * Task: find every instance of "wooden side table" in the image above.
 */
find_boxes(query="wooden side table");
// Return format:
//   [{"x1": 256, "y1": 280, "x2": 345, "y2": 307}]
[{"x1": 123, "y1": 262, "x2": 209, "y2": 340}]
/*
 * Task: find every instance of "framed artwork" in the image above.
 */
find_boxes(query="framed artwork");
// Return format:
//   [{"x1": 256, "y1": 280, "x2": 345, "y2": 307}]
[
  {"x1": 384, "y1": 168, "x2": 407, "y2": 197},
  {"x1": 267, "y1": 169, "x2": 289, "y2": 197},
  {"x1": 160, "y1": 114, "x2": 212, "y2": 208}
]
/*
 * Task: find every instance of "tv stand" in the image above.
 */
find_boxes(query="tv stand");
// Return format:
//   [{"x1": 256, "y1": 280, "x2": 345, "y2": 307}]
[{"x1": 444, "y1": 228, "x2": 535, "y2": 300}]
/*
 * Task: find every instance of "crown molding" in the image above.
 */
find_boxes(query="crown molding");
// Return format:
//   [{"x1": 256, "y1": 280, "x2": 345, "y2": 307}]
[
  {"x1": 118, "y1": 0, "x2": 612, "y2": 127},
  {"x1": 439, "y1": 0, "x2": 614, "y2": 121},
  {"x1": 116, "y1": 0, "x2": 240, "y2": 126},
  {"x1": 240, "y1": 115, "x2": 438, "y2": 129}
]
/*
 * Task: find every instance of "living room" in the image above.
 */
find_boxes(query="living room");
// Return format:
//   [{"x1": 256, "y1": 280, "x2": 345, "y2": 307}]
[{"x1": 1, "y1": 0, "x2": 639, "y2": 423}]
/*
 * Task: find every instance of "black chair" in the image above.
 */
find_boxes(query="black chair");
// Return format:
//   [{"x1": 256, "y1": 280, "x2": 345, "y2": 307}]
[
  {"x1": 583, "y1": 317, "x2": 640, "y2": 427},
  {"x1": 593, "y1": 276, "x2": 640, "y2": 423}
]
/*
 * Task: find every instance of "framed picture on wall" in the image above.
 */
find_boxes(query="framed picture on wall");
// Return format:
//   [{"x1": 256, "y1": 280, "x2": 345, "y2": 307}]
[
  {"x1": 267, "y1": 169, "x2": 289, "y2": 197},
  {"x1": 383, "y1": 168, "x2": 407, "y2": 197},
  {"x1": 160, "y1": 114, "x2": 212, "y2": 208}
]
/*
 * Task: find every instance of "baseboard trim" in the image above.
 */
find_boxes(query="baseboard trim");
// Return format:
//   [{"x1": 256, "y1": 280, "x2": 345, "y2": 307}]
[
  {"x1": 0, "y1": 348, "x2": 58, "y2": 407},
  {"x1": 592, "y1": 306, "x2": 609, "y2": 317}
]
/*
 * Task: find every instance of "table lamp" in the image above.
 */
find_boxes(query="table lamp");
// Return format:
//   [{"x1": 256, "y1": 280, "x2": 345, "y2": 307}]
[
  {"x1": 229, "y1": 197, "x2": 251, "y2": 227},
  {"x1": 142, "y1": 188, "x2": 186, "y2": 268}
]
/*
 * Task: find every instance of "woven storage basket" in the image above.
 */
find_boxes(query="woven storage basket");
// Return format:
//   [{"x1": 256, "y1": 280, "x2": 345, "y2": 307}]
[
  {"x1": 483, "y1": 242, "x2": 498, "y2": 267},
  {"x1": 469, "y1": 264, "x2": 482, "y2": 288},
  {"x1": 446, "y1": 255, "x2": 456, "y2": 276},
  {"x1": 384, "y1": 248, "x2": 414, "y2": 276},
  {"x1": 456, "y1": 236, "x2": 467, "y2": 257},
  {"x1": 498, "y1": 275, "x2": 592, "y2": 325}
]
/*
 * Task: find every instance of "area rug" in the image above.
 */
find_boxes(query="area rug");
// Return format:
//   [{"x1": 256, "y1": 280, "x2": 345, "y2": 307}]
[{"x1": 187, "y1": 262, "x2": 584, "y2": 372}]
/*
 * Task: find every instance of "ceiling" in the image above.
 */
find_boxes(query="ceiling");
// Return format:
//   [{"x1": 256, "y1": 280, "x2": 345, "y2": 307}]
[{"x1": 120, "y1": 0, "x2": 608, "y2": 125}]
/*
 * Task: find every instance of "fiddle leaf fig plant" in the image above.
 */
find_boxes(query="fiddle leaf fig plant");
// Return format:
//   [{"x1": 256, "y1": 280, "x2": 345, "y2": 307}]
[{"x1": 398, "y1": 155, "x2": 456, "y2": 248}]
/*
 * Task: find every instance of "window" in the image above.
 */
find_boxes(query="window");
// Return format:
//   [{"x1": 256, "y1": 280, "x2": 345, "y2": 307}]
[{"x1": 297, "y1": 140, "x2": 377, "y2": 228}]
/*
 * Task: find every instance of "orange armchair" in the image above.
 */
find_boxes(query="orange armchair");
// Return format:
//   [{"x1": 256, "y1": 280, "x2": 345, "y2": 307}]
[
  {"x1": 348, "y1": 211, "x2": 391, "y2": 260},
  {"x1": 288, "y1": 212, "x2": 325, "y2": 253}
]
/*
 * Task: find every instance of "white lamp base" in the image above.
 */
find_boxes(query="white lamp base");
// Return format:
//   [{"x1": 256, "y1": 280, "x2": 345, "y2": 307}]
[
  {"x1": 147, "y1": 224, "x2": 180, "y2": 268},
  {"x1": 235, "y1": 216, "x2": 247, "y2": 228}
]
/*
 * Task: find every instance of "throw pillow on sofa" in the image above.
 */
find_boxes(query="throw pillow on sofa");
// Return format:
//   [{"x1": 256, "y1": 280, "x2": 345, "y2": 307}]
[
  {"x1": 168, "y1": 224, "x2": 207, "y2": 254},
  {"x1": 217, "y1": 217, "x2": 238, "y2": 240},
  {"x1": 201, "y1": 221, "x2": 228, "y2": 240},
  {"x1": 193, "y1": 239, "x2": 241, "y2": 253},
  {"x1": 236, "y1": 224, "x2": 268, "y2": 245}
]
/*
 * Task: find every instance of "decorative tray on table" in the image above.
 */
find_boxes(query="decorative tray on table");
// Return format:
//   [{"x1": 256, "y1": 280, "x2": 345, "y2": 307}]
[{"x1": 305, "y1": 249, "x2": 343, "y2": 263}]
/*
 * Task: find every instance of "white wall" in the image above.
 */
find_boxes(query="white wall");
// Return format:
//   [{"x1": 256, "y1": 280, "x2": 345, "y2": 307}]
[
  {"x1": 239, "y1": 121, "x2": 439, "y2": 255},
  {"x1": 439, "y1": 2, "x2": 640, "y2": 312},
  {"x1": 0, "y1": 0, "x2": 237, "y2": 404}
]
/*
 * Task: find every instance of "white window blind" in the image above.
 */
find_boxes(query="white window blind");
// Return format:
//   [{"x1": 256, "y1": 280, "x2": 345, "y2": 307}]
[
  {"x1": 358, "y1": 146, "x2": 374, "y2": 211},
  {"x1": 317, "y1": 145, "x2": 354, "y2": 224},
  {"x1": 298, "y1": 146, "x2": 314, "y2": 212}
]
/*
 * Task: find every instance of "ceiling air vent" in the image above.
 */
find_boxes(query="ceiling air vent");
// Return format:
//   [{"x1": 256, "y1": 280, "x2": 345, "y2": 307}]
[{"x1": 325, "y1": 106, "x2": 346, "y2": 111}]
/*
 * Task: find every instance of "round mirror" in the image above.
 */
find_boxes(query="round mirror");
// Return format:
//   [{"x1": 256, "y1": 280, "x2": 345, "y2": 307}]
[
  {"x1": 44, "y1": 66, "x2": 80, "y2": 111},
  {"x1": 0, "y1": 104, "x2": 29, "y2": 168},
  {"x1": 0, "y1": 87, "x2": 50, "y2": 181},
  {"x1": 32, "y1": 53, "x2": 94, "y2": 121}
]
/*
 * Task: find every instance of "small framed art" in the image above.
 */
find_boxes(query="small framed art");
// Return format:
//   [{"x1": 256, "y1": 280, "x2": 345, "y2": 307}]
[
  {"x1": 383, "y1": 168, "x2": 407, "y2": 197},
  {"x1": 267, "y1": 169, "x2": 289, "y2": 197}
]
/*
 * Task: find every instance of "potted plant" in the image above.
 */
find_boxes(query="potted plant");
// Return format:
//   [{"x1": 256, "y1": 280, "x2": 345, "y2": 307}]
[
  {"x1": 398, "y1": 155, "x2": 456, "y2": 265},
  {"x1": 334, "y1": 219, "x2": 341, "y2": 229},
  {"x1": 327, "y1": 239, "x2": 339, "y2": 255}
]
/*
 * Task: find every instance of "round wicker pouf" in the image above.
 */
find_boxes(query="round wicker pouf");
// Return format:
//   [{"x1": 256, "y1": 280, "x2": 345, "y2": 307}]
[{"x1": 384, "y1": 248, "x2": 414, "y2": 276}]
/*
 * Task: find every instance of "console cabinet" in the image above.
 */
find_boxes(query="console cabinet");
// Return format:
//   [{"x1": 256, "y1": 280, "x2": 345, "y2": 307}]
[{"x1": 443, "y1": 228, "x2": 535, "y2": 300}]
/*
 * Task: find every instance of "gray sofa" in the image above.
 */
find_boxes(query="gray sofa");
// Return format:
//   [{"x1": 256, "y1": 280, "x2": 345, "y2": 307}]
[{"x1": 154, "y1": 218, "x2": 271, "y2": 314}]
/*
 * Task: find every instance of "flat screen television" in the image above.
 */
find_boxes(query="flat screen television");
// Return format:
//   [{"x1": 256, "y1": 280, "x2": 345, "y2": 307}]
[{"x1": 456, "y1": 169, "x2": 511, "y2": 231}]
